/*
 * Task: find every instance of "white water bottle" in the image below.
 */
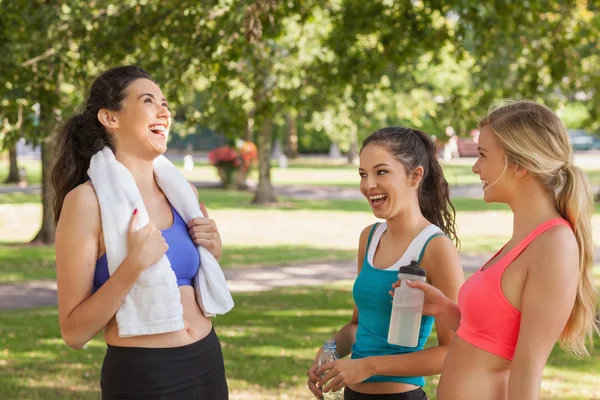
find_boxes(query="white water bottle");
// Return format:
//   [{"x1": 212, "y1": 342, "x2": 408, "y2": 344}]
[{"x1": 387, "y1": 260, "x2": 427, "y2": 347}]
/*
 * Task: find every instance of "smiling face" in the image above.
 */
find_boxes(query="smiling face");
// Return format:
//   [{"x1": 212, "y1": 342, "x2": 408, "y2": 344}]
[
  {"x1": 359, "y1": 144, "x2": 421, "y2": 220},
  {"x1": 98, "y1": 78, "x2": 171, "y2": 160},
  {"x1": 472, "y1": 124, "x2": 519, "y2": 203}
]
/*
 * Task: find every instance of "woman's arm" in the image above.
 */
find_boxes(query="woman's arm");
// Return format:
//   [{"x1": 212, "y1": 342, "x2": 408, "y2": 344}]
[
  {"x1": 187, "y1": 183, "x2": 222, "y2": 260},
  {"x1": 508, "y1": 227, "x2": 579, "y2": 400},
  {"x1": 330, "y1": 236, "x2": 464, "y2": 383},
  {"x1": 307, "y1": 224, "x2": 372, "y2": 398},
  {"x1": 393, "y1": 276, "x2": 462, "y2": 332},
  {"x1": 56, "y1": 184, "x2": 164, "y2": 350}
]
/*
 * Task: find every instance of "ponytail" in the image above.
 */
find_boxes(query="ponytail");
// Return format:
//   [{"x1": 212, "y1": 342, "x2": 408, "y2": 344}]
[
  {"x1": 50, "y1": 65, "x2": 152, "y2": 225},
  {"x1": 556, "y1": 164, "x2": 599, "y2": 357},
  {"x1": 478, "y1": 99, "x2": 599, "y2": 357},
  {"x1": 414, "y1": 130, "x2": 459, "y2": 247},
  {"x1": 51, "y1": 112, "x2": 114, "y2": 225},
  {"x1": 361, "y1": 127, "x2": 459, "y2": 247}
]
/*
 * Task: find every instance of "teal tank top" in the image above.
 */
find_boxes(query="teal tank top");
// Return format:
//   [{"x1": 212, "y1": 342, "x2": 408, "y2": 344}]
[{"x1": 351, "y1": 223, "x2": 442, "y2": 387}]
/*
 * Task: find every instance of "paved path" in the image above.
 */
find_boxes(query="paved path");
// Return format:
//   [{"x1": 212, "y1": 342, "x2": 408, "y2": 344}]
[
  {"x1": 0, "y1": 253, "x2": 492, "y2": 312},
  {"x1": 2, "y1": 247, "x2": 600, "y2": 312}
]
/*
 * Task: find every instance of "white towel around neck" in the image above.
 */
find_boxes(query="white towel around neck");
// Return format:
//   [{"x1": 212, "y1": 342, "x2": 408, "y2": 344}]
[{"x1": 88, "y1": 147, "x2": 234, "y2": 337}]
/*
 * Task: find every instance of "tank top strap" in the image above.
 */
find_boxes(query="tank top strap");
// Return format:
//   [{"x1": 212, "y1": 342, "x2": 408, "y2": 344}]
[
  {"x1": 416, "y1": 232, "x2": 446, "y2": 263},
  {"x1": 499, "y1": 218, "x2": 571, "y2": 268},
  {"x1": 366, "y1": 223, "x2": 380, "y2": 250}
]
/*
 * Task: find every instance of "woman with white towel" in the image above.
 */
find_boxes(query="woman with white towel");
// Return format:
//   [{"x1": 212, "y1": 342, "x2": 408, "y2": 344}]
[{"x1": 52, "y1": 66, "x2": 230, "y2": 399}]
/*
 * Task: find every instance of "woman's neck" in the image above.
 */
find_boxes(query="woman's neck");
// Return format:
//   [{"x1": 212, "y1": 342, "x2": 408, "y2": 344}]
[
  {"x1": 508, "y1": 180, "x2": 562, "y2": 239},
  {"x1": 385, "y1": 202, "x2": 430, "y2": 239},
  {"x1": 115, "y1": 151, "x2": 158, "y2": 197}
]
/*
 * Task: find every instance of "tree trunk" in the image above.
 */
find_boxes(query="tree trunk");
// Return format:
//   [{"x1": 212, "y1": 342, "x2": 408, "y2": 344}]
[
  {"x1": 346, "y1": 138, "x2": 358, "y2": 164},
  {"x1": 4, "y1": 144, "x2": 20, "y2": 184},
  {"x1": 244, "y1": 110, "x2": 255, "y2": 142},
  {"x1": 252, "y1": 116, "x2": 277, "y2": 204},
  {"x1": 284, "y1": 111, "x2": 298, "y2": 159},
  {"x1": 31, "y1": 138, "x2": 55, "y2": 244}
]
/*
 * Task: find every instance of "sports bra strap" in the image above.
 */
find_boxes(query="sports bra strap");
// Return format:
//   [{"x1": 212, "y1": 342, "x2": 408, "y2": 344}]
[{"x1": 500, "y1": 219, "x2": 571, "y2": 266}]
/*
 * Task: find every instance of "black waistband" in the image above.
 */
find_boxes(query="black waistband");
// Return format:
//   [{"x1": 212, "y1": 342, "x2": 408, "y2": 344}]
[
  {"x1": 345, "y1": 387, "x2": 428, "y2": 400},
  {"x1": 101, "y1": 328, "x2": 225, "y2": 398}
]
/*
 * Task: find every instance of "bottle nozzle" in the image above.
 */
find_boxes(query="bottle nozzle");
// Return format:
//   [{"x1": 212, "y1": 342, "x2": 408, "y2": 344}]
[{"x1": 398, "y1": 259, "x2": 426, "y2": 277}]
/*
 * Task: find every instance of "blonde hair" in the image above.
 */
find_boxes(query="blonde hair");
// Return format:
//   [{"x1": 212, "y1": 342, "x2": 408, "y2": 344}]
[{"x1": 479, "y1": 99, "x2": 599, "y2": 357}]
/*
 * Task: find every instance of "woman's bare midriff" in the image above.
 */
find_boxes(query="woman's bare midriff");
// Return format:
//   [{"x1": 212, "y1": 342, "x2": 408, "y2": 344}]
[
  {"x1": 349, "y1": 381, "x2": 420, "y2": 395},
  {"x1": 103, "y1": 286, "x2": 212, "y2": 348},
  {"x1": 437, "y1": 336, "x2": 511, "y2": 400}
]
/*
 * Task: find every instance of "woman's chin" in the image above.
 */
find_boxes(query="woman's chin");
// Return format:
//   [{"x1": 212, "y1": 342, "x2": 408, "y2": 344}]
[
  {"x1": 147, "y1": 138, "x2": 168, "y2": 156},
  {"x1": 482, "y1": 191, "x2": 502, "y2": 204},
  {"x1": 371, "y1": 206, "x2": 390, "y2": 220}
]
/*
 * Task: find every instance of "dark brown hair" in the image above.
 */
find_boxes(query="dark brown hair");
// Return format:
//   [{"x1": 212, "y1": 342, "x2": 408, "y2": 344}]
[
  {"x1": 51, "y1": 65, "x2": 153, "y2": 225},
  {"x1": 361, "y1": 127, "x2": 459, "y2": 247}
]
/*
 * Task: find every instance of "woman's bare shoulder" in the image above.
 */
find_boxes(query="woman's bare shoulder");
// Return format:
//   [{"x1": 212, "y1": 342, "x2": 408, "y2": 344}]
[{"x1": 59, "y1": 181, "x2": 100, "y2": 231}]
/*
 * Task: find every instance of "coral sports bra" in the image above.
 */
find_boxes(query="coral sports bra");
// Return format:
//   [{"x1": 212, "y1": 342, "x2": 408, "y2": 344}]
[{"x1": 457, "y1": 218, "x2": 571, "y2": 360}]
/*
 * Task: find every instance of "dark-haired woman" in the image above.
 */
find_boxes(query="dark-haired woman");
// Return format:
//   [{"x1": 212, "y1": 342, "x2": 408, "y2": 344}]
[
  {"x1": 306, "y1": 128, "x2": 464, "y2": 400},
  {"x1": 52, "y1": 66, "x2": 228, "y2": 399}
]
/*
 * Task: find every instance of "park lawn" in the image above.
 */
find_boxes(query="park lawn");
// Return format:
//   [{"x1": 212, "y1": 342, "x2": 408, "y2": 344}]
[
  {"x1": 5, "y1": 186, "x2": 600, "y2": 215},
  {"x1": 0, "y1": 158, "x2": 487, "y2": 188},
  {"x1": 1, "y1": 277, "x2": 599, "y2": 399},
  {"x1": 0, "y1": 244, "x2": 355, "y2": 284},
  {"x1": 2, "y1": 156, "x2": 599, "y2": 189},
  {"x1": 0, "y1": 159, "x2": 42, "y2": 186},
  {"x1": 0, "y1": 192, "x2": 40, "y2": 205},
  {"x1": 0, "y1": 188, "x2": 512, "y2": 213}
]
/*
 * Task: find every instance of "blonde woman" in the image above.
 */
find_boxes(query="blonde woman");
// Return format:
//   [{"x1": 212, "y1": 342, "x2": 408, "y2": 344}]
[{"x1": 397, "y1": 100, "x2": 599, "y2": 399}]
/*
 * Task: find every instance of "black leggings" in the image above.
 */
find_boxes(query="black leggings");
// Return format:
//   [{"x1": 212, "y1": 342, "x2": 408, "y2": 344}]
[
  {"x1": 344, "y1": 387, "x2": 428, "y2": 400},
  {"x1": 100, "y1": 328, "x2": 228, "y2": 400}
]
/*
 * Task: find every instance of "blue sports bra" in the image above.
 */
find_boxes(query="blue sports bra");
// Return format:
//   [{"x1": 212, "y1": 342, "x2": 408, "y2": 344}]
[{"x1": 93, "y1": 206, "x2": 200, "y2": 292}]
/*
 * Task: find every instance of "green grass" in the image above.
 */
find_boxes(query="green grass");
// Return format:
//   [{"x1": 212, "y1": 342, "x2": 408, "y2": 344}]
[
  {"x1": 0, "y1": 244, "x2": 355, "y2": 284},
  {"x1": 0, "y1": 188, "x2": 510, "y2": 213},
  {"x1": 0, "y1": 245, "x2": 57, "y2": 282},
  {"x1": 442, "y1": 163, "x2": 481, "y2": 186},
  {"x1": 0, "y1": 159, "x2": 41, "y2": 185},
  {"x1": 457, "y1": 235, "x2": 510, "y2": 255},
  {"x1": 3, "y1": 155, "x2": 600, "y2": 189},
  {"x1": 0, "y1": 192, "x2": 41, "y2": 205},
  {"x1": 586, "y1": 169, "x2": 600, "y2": 184},
  {"x1": 193, "y1": 189, "x2": 512, "y2": 213},
  {"x1": 220, "y1": 246, "x2": 355, "y2": 269},
  {"x1": 195, "y1": 189, "x2": 372, "y2": 212},
  {"x1": 1, "y1": 280, "x2": 599, "y2": 399},
  {"x1": 3, "y1": 189, "x2": 600, "y2": 215}
]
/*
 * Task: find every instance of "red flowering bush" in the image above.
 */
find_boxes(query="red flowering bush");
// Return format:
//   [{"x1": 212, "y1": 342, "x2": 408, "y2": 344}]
[
  {"x1": 208, "y1": 146, "x2": 241, "y2": 168},
  {"x1": 208, "y1": 141, "x2": 258, "y2": 188},
  {"x1": 238, "y1": 141, "x2": 258, "y2": 170},
  {"x1": 208, "y1": 141, "x2": 258, "y2": 171}
]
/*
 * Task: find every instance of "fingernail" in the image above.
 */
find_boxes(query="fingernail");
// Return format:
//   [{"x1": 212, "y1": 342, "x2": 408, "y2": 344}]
[
  {"x1": 133, "y1": 209, "x2": 138, "y2": 215},
  {"x1": 407, "y1": 279, "x2": 412, "y2": 283}
]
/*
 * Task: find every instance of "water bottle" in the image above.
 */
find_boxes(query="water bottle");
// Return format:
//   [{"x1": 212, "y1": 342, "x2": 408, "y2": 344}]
[
  {"x1": 387, "y1": 260, "x2": 427, "y2": 347},
  {"x1": 317, "y1": 339, "x2": 342, "y2": 400}
]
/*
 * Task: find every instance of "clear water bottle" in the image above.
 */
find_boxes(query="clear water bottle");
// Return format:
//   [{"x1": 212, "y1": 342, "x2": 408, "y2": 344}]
[
  {"x1": 317, "y1": 339, "x2": 342, "y2": 400},
  {"x1": 388, "y1": 260, "x2": 427, "y2": 347}
]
